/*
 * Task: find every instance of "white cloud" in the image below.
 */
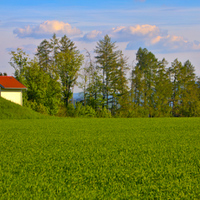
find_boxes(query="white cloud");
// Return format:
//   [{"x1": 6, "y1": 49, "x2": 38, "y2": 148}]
[
  {"x1": 81, "y1": 25, "x2": 163, "y2": 42},
  {"x1": 80, "y1": 24, "x2": 200, "y2": 53},
  {"x1": 82, "y1": 30, "x2": 103, "y2": 42},
  {"x1": 13, "y1": 20, "x2": 82, "y2": 39},
  {"x1": 127, "y1": 33, "x2": 200, "y2": 53},
  {"x1": 12, "y1": 22, "x2": 200, "y2": 53}
]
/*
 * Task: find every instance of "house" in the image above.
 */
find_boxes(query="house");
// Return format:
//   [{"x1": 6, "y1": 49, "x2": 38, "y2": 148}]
[{"x1": 0, "y1": 76, "x2": 27, "y2": 106}]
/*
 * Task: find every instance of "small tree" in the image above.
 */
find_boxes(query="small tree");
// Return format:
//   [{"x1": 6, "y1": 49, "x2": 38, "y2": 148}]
[
  {"x1": 55, "y1": 35, "x2": 84, "y2": 106},
  {"x1": 9, "y1": 48, "x2": 30, "y2": 84},
  {"x1": 95, "y1": 35, "x2": 119, "y2": 108},
  {"x1": 25, "y1": 59, "x2": 61, "y2": 115}
]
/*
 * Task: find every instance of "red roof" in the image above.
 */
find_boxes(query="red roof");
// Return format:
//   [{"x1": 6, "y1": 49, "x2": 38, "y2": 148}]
[{"x1": 0, "y1": 76, "x2": 27, "y2": 89}]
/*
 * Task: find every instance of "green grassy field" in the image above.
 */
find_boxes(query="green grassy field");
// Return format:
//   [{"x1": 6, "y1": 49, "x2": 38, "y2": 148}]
[
  {"x1": 0, "y1": 97, "x2": 48, "y2": 119},
  {"x1": 1, "y1": 118, "x2": 200, "y2": 199}
]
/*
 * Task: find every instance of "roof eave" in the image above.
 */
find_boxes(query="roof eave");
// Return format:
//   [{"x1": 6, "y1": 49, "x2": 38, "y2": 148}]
[{"x1": 1, "y1": 87, "x2": 27, "y2": 90}]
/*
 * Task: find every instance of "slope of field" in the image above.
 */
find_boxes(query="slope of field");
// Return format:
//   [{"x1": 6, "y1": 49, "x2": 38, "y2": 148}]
[
  {"x1": 0, "y1": 97, "x2": 47, "y2": 119},
  {"x1": 1, "y1": 118, "x2": 200, "y2": 199}
]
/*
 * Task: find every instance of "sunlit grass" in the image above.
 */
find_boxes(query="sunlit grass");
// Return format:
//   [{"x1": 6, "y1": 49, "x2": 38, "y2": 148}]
[
  {"x1": 0, "y1": 97, "x2": 48, "y2": 119},
  {"x1": 1, "y1": 118, "x2": 200, "y2": 199}
]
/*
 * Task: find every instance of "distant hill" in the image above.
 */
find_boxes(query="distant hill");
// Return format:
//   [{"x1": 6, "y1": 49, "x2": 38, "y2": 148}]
[
  {"x1": 73, "y1": 93, "x2": 84, "y2": 101},
  {"x1": 0, "y1": 97, "x2": 48, "y2": 119},
  {"x1": 70, "y1": 93, "x2": 84, "y2": 105}
]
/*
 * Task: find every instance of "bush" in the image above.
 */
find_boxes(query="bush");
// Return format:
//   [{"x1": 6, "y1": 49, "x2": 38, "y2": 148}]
[
  {"x1": 74, "y1": 103, "x2": 96, "y2": 118},
  {"x1": 96, "y1": 107, "x2": 112, "y2": 118},
  {"x1": 26, "y1": 101, "x2": 49, "y2": 115},
  {"x1": 66, "y1": 103, "x2": 75, "y2": 117}
]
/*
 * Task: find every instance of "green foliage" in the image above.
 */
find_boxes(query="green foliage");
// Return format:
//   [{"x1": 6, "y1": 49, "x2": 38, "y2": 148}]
[
  {"x1": 35, "y1": 34, "x2": 84, "y2": 107},
  {"x1": 118, "y1": 102, "x2": 149, "y2": 118},
  {"x1": 0, "y1": 97, "x2": 48, "y2": 119},
  {"x1": 9, "y1": 48, "x2": 30, "y2": 84},
  {"x1": 1, "y1": 118, "x2": 200, "y2": 199},
  {"x1": 168, "y1": 59, "x2": 199, "y2": 117},
  {"x1": 95, "y1": 35, "x2": 129, "y2": 111},
  {"x1": 8, "y1": 36, "x2": 200, "y2": 118},
  {"x1": 56, "y1": 49, "x2": 84, "y2": 106},
  {"x1": 24, "y1": 60, "x2": 61, "y2": 115},
  {"x1": 74, "y1": 103, "x2": 96, "y2": 118},
  {"x1": 130, "y1": 48, "x2": 200, "y2": 118},
  {"x1": 65, "y1": 103, "x2": 75, "y2": 117},
  {"x1": 60, "y1": 103, "x2": 97, "y2": 118},
  {"x1": 79, "y1": 49, "x2": 104, "y2": 110},
  {"x1": 26, "y1": 100, "x2": 49, "y2": 115},
  {"x1": 9, "y1": 35, "x2": 83, "y2": 116},
  {"x1": 35, "y1": 39, "x2": 52, "y2": 71},
  {"x1": 96, "y1": 107, "x2": 112, "y2": 118},
  {"x1": 133, "y1": 48, "x2": 159, "y2": 116},
  {"x1": 56, "y1": 103, "x2": 111, "y2": 118},
  {"x1": 153, "y1": 59, "x2": 172, "y2": 117},
  {"x1": 54, "y1": 35, "x2": 84, "y2": 106},
  {"x1": 56, "y1": 105, "x2": 68, "y2": 117}
]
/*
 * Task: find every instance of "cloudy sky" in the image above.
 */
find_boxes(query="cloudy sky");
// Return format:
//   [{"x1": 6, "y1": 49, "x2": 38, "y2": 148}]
[{"x1": 1, "y1": 0, "x2": 200, "y2": 79}]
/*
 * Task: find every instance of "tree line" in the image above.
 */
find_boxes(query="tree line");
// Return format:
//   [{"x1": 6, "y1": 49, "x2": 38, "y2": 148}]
[{"x1": 9, "y1": 34, "x2": 200, "y2": 117}]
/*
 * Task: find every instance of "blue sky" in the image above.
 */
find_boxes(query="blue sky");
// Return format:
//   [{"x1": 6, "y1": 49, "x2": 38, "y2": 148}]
[
  {"x1": 1, "y1": 0, "x2": 200, "y2": 83},
  {"x1": 1, "y1": 0, "x2": 200, "y2": 7}
]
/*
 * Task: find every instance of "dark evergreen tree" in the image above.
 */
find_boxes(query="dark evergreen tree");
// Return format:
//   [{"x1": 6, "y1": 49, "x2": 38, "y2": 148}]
[
  {"x1": 95, "y1": 35, "x2": 129, "y2": 113},
  {"x1": 154, "y1": 58, "x2": 172, "y2": 117},
  {"x1": 95, "y1": 35, "x2": 119, "y2": 108},
  {"x1": 36, "y1": 39, "x2": 51, "y2": 72},
  {"x1": 134, "y1": 48, "x2": 158, "y2": 117}
]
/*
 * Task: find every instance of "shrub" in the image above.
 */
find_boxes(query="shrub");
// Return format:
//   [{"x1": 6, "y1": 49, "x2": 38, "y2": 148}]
[{"x1": 96, "y1": 107, "x2": 112, "y2": 118}]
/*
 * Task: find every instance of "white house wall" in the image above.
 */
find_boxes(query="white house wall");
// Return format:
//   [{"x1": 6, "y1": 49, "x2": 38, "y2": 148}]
[{"x1": 1, "y1": 89, "x2": 23, "y2": 106}]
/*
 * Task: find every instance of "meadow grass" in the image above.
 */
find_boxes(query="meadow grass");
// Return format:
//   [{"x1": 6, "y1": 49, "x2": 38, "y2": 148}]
[
  {"x1": 1, "y1": 118, "x2": 200, "y2": 199},
  {"x1": 0, "y1": 97, "x2": 48, "y2": 119}
]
